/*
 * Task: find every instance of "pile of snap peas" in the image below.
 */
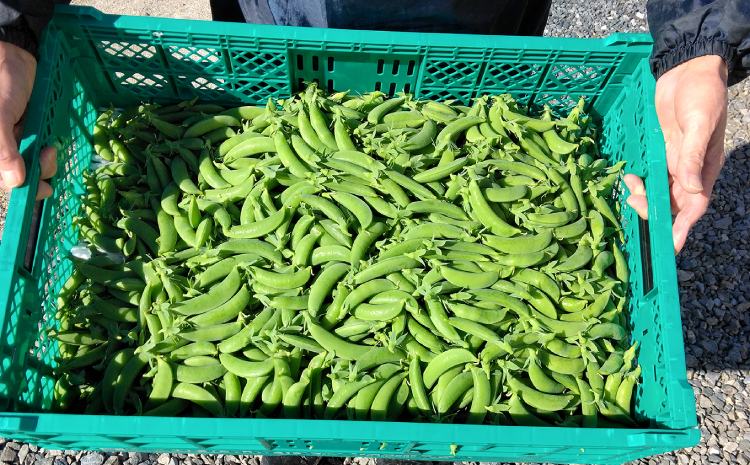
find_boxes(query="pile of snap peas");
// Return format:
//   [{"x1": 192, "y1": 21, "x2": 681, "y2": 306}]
[{"x1": 50, "y1": 83, "x2": 642, "y2": 428}]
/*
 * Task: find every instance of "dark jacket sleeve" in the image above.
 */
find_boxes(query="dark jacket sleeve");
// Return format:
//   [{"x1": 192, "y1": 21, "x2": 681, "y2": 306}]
[
  {"x1": 647, "y1": 0, "x2": 750, "y2": 86},
  {"x1": 0, "y1": 0, "x2": 70, "y2": 60}
]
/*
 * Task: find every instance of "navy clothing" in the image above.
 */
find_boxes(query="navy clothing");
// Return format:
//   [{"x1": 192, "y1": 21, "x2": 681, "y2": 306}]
[
  {"x1": 647, "y1": 0, "x2": 749, "y2": 85},
  {"x1": 2, "y1": 0, "x2": 749, "y2": 85},
  {"x1": 210, "y1": 0, "x2": 551, "y2": 36}
]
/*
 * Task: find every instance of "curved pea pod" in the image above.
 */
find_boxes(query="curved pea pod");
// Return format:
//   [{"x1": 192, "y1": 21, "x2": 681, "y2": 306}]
[
  {"x1": 553, "y1": 216, "x2": 588, "y2": 240},
  {"x1": 421, "y1": 348, "x2": 477, "y2": 389},
  {"x1": 445, "y1": 301, "x2": 506, "y2": 325},
  {"x1": 440, "y1": 265, "x2": 498, "y2": 290},
  {"x1": 406, "y1": 316, "x2": 446, "y2": 354},
  {"x1": 527, "y1": 353, "x2": 566, "y2": 394},
  {"x1": 413, "y1": 157, "x2": 469, "y2": 183},
  {"x1": 437, "y1": 370, "x2": 474, "y2": 414},
  {"x1": 352, "y1": 299, "x2": 405, "y2": 321},
  {"x1": 544, "y1": 337, "x2": 582, "y2": 358},
  {"x1": 327, "y1": 191, "x2": 373, "y2": 229},
  {"x1": 587, "y1": 322, "x2": 627, "y2": 341},
  {"x1": 494, "y1": 243, "x2": 557, "y2": 268},
  {"x1": 250, "y1": 266, "x2": 311, "y2": 290},
  {"x1": 435, "y1": 116, "x2": 484, "y2": 149},
  {"x1": 307, "y1": 318, "x2": 371, "y2": 360},
  {"x1": 571, "y1": 289, "x2": 612, "y2": 321},
  {"x1": 189, "y1": 285, "x2": 250, "y2": 326},
  {"x1": 466, "y1": 289, "x2": 532, "y2": 319},
  {"x1": 170, "y1": 157, "x2": 202, "y2": 195},
  {"x1": 589, "y1": 193, "x2": 622, "y2": 231},
  {"x1": 592, "y1": 250, "x2": 615, "y2": 277},
  {"x1": 350, "y1": 222, "x2": 389, "y2": 267},
  {"x1": 525, "y1": 211, "x2": 576, "y2": 229},
  {"x1": 405, "y1": 200, "x2": 468, "y2": 221},
  {"x1": 611, "y1": 242, "x2": 629, "y2": 285},
  {"x1": 512, "y1": 268, "x2": 560, "y2": 302},
  {"x1": 307, "y1": 262, "x2": 350, "y2": 317},
  {"x1": 224, "y1": 206, "x2": 290, "y2": 239},
  {"x1": 507, "y1": 392, "x2": 552, "y2": 427},
  {"x1": 219, "y1": 353, "x2": 275, "y2": 378},
  {"x1": 552, "y1": 244, "x2": 593, "y2": 273},
  {"x1": 402, "y1": 119, "x2": 437, "y2": 151},
  {"x1": 599, "y1": 350, "x2": 625, "y2": 376},
  {"x1": 370, "y1": 372, "x2": 408, "y2": 422},
  {"x1": 468, "y1": 180, "x2": 520, "y2": 237},
  {"x1": 448, "y1": 316, "x2": 501, "y2": 343},
  {"x1": 273, "y1": 129, "x2": 312, "y2": 178},
  {"x1": 354, "y1": 347, "x2": 407, "y2": 372},
  {"x1": 615, "y1": 365, "x2": 641, "y2": 416},
  {"x1": 383, "y1": 170, "x2": 436, "y2": 200},
  {"x1": 483, "y1": 185, "x2": 528, "y2": 203},
  {"x1": 542, "y1": 129, "x2": 578, "y2": 155},
  {"x1": 506, "y1": 373, "x2": 574, "y2": 412},
  {"x1": 403, "y1": 223, "x2": 469, "y2": 241},
  {"x1": 537, "y1": 350, "x2": 585, "y2": 375},
  {"x1": 172, "y1": 382, "x2": 225, "y2": 417},
  {"x1": 170, "y1": 267, "x2": 241, "y2": 316},
  {"x1": 367, "y1": 96, "x2": 405, "y2": 124},
  {"x1": 352, "y1": 256, "x2": 420, "y2": 285},
  {"x1": 298, "y1": 193, "x2": 349, "y2": 230}
]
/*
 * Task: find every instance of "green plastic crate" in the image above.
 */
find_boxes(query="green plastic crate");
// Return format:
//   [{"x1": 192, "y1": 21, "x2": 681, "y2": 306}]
[{"x1": 0, "y1": 5, "x2": 699, "y2": 463}]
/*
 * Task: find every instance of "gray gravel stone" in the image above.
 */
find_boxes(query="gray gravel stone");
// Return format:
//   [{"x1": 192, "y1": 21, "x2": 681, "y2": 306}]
[
  {"x1": 36, "y1": 457, "x2": 53, "y2": 465},
  {"x1": 104, "y1": 456, "x2": 122, "y2": 465},
  {"x1": 18, "y1": 444, "x2": 30, "y2": 464},
  {"x1": 1, "y1": 446, "x2": 18, "y2": 463},
  {"x1": 714, "y1": 217, "x2": 733, "y2": 229},
  {"x1": 81, "y1": 454, "x2": 106, "y2": 465}
]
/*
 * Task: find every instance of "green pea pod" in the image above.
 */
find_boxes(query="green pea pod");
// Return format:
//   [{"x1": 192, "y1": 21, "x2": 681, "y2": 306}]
[
  {"x1": 170, "y1": 157, "x2": 202, "y2": 195},
  {"x1": 507, "y1": 392, "x2": 552, "y2": 427},
  {"x1": 383, "y1": 170, "x2": 436, "y2": 200},
  {"x1": 307, "y1": 318, "x2": 371, "y2": 360},
  {"x1": 440, "y1": 265, "x2": 498, "y2": 290},
  {"x1": 170, "y1": 267, "x2": 241, "y2": 316},
  {"x1": 437, "y1": 371, "x2": 474, "y2": 414},
  {"x1": 368, "y1": 97, "x2": 405, "y2": 124},
  {"x1": 251, "y1": 266, "x2": 311, "y2": 290},
  {"x1": 172, "y1": 382, "x2": 225, "y2": 417},
  {"x1": 224, "y1": 207, "x2": 290, "y2": 239},
  {"x1": 352, "y1": 256, "x2": 420, "y2": 285},
  {"x1": 468, "y1": 180, "x2": 520, "y2": 236},
  {"x1": 506, "y1": 373, "x2": 574, "y2": 412},
  {"x1": 402, "y1": 119, "x2": 437, "y2": 151}
]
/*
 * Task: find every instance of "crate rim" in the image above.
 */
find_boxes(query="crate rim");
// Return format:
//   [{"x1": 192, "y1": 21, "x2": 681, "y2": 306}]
[
  {"x1": 0, "y1": 6, "x2": 699, "y2": 463},
  {"x1": 54, "y1": 5, "x2": 655, "y2": 55}
]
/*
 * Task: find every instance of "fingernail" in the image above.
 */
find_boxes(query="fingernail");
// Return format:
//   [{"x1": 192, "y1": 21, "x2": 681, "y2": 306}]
[
  {"x1": 1, "y1": 170, "x2": 20, "y2": 188},
  {"x1": 688, "y1": 174, "x2": 703, "y2": 191}
]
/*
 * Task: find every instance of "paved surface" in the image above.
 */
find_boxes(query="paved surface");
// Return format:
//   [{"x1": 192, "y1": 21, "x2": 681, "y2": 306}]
[{"x1": 1, "y1": 1, "x2": 749, "y2": 464}]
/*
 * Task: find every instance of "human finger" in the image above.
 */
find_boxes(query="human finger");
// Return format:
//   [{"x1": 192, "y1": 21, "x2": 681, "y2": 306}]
[
  {"x1": 36, "y1": 180, "x2": 53, "y2": 201},
  {"x1": 39, "y1": 145, "x2": 57, "y2": 180},
  {"x1": 0, "y1": 123, "x2": 27, "y2": 189},
  {"x1": 623, "y1": 174, "x2": 648, "y2": 220},
  {"x1": 671, "y1": 196, "x2": 710, "y2": 255}
]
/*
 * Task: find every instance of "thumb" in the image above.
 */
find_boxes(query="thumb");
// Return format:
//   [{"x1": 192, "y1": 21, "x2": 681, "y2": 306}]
[
  {"x1": 675, "y1": 126, "x2": 709, "y2": 195},
  {"x1": 0, "y1": 122, "x2": 26, "y2": 189}
]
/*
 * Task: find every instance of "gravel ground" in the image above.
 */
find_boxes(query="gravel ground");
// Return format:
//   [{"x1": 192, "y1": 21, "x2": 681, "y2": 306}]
[{"x1": 1, "y1": 0, "x2": 749, "y2": 464}]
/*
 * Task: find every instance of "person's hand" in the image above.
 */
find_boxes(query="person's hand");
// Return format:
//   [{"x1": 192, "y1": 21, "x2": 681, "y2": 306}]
[
  {"x1": 624, "y1": 55, "x2": 729, "y2": 255},
  {"x1": 0, "y1": 41, "x2": 57, "y2": 200}
]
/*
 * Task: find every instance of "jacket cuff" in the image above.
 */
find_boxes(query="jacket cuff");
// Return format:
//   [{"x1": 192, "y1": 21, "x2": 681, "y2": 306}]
[
  {"x1": 650, "y1": 37, "x2": 735, "y2": 82},
  {"x1": 0, "y1": 19, "x2": 39, "y2": 62}
]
